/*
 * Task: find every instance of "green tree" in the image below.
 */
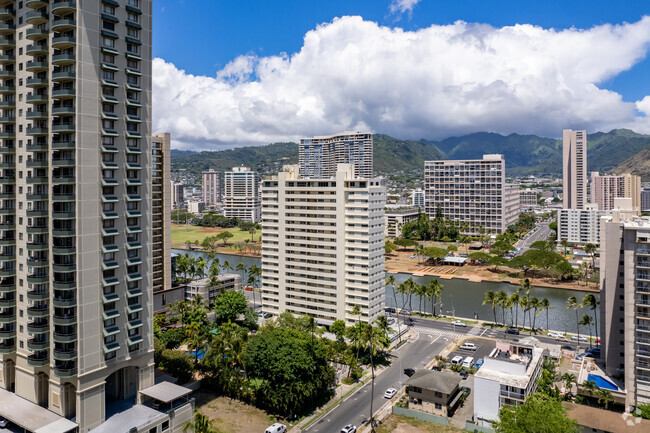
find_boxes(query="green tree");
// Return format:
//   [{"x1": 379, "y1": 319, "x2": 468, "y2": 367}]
[
  {"x1": 579, "y1": 314, "x2": 594, "y2": 349},
  {"x1": 385, "y1": 276, "x2": 402, "y2": 343},
  {"x1": 423, "y1": 246, "x2": 447, "y2": 263},
  {"x1": 483, "y1": 291, "x2": 498, "y2": 325},
  {"x1": 583, "y1": 243, "x2": 597, "y2": 269},
  {"x1": 216, "y1": 231, "x2": 233, "y2": 246},
  {"x1": 362, "y1": 322, "x2": 386, "y2": 433},
  {"x1": 581, "y1": 294, "x2": 599, "y2": 343},
  {"x1": 493, "y1": 393, "x2": 579, "y2": 433},
  {"x1": 597, "y1": 388, "x2": 614, "y2": 409},
  {"x1": 539, "y1": 298, "x2": 551, "y2": 331},
  {"x1": 393, "y1": 238, "x2": 418, "y2": 250},
  {"x1": 183, "y1": 410, "x2": 217, "y2": 433},
  {"x1": 213, "y1": 291, "x2": 248, "y2": 323},
  {"x1": 244, "y1": 328, "x2": 335, "y2": 417},
  {"x1": 468, "y1": 251, "x2": 491, "y2": 263},
  {"x1": 560, "y1": 239, "x2": 569, "y2": 255},
  {"x1": 496, "y1": 290, "x2": 508, "y2": 326},
  {"x1": 428, "y1": 279, "x2": 443, "y2": 317},
  {"x1": 566, "y1": 296, "x2": 581, "y2": 346},
  {"x1": 509, "y1": 293, "x2": 519, "y2": 328}
]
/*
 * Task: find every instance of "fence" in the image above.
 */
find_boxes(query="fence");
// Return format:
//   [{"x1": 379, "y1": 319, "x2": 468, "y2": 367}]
[
  {"x1": 392, "y1": 406, "x2": 449, "y2": 425},
  {"x1": 464, "y1": 421, "x2": 495, "y2": 433}
]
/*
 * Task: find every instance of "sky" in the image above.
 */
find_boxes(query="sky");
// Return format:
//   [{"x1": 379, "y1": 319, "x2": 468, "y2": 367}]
[{"x1": 152, "y1": 0, "x2": 650, "y2": 150}]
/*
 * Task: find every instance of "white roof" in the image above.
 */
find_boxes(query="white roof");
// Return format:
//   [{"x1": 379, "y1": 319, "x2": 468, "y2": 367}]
[
  {"x1": 0, "y1": 389, "x2": 77, "y2": 433},
  {"x1": 139, "y1": 382, "x2": 192, "y2": 403},
  {"x1": 89, "y1": 405, "x2": 165, "y2": 433},
  {"x1": 442, "y1": 256, "x2": 467, "y2": 264}
]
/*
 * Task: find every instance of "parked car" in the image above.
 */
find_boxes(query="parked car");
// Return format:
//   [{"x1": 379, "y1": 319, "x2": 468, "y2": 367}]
[
  {"x1": 384, "y1": 388, "x2": 398, "y2": 399},
  {"x1": 384, "y1": 307, "x2": 396, "y2": 314},
  {"x1": 571, "y1": 335, "x2": 588, "y2": 342},
  {"x1": 404, "y1": 368, "x2": 415, "y2": 377},
  {"x1": 400, "y1": 309, "x2": 412, "y2": 316},
  {"x1": 0, "y1": 417, "x2": 8, "y2": 428},
  {"x1": 462, "y1": 357, "x2": 474, "y2": 368},
  {"x1": 244, "y1": 286, "x2": 253, "y2": 291},
  {"x1": 452, "y1": 320, "x2": 466, "y2": 327},
  {"x1": 505, "y1": 328, "x2": 520, "y2": 335},
  {"x1": 460, "y1": 342, "x2": 477, "y2": 351},
  {"x1": 340, "y1": 425, "x2": 357, "y2": 433},
  {"x1": 474, "y1": 358, "x2": 484, "y2": 369},
  {"x1": 387, "y1": 318, "x2": 396, "y2": 326},
  {"x1": 262, "y1": 312, "x2": 272, "y2": 319},
  {"x1": 460, "y1": 386, "x2": 471, "y2": 396},
  {"x1": 547, "y1": 332, "x2": 564, "y2": 339},
  {"x1": 265, "y1": 423, "x2": 287, "y2": 433},
  {"x1": 460, "y1": 370, "x2": 468, "y2": 379},
  {"x1": 451, "y1": 355, "x2": 464, "y2": 365}
]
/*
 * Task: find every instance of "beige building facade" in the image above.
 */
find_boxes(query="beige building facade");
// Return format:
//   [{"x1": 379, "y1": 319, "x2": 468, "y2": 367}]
[
  {"x1": 201, "y1": 169, "x2": 221, "y2": 205},
  {"x1": 152, "y1": 133, "x2": 172, "y2": 295},
  {"x1": 299, "y1": 131, "x2": 373, "y2": 179},
  {"x1": 563, "y1": 129, "x2": 588, "y2": 209},
  {"x1": 591, "y1": 172, "x2": 641, "y2": 212},
  {"x1": 0, "y1": 1, "x2": 154, "y2": 430},
  {"x1": 261, "y1": 164, "x2": 385, "y2": 324},
  {"x1": 223, "y1": 166, "x2": 260, "y2": 223}
]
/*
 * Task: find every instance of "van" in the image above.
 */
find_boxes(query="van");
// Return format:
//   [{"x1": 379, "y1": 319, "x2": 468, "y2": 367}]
[
  {"x1": 462, "y1": 357, "x2": 474, "y2": 368},
  {"x1": 451, "y1": 355, "x2": 463, "y2": 365},
  {"x1": 265, "y1": 423, "x2": 287, "y2": 433},
  {"x1": 460, "y1": 342, "x2": 476, "y2": 351}
]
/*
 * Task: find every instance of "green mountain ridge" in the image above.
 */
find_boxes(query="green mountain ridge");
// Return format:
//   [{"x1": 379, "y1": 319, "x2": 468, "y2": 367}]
[
  {"x1": 171, "y1": 129, "x2": 650, "y2": 180},
  {"x1": 609, "y1": 146, "x2": 650, "y2": 181}
]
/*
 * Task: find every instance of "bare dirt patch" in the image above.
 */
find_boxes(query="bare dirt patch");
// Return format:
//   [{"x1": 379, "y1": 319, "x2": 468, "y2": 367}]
[
  {"x1": 194, "y1": 392, "x2": 279, "y2": 433},
  {"x1": 376, "y1": 414, "x2": 464, "y2": 433}
]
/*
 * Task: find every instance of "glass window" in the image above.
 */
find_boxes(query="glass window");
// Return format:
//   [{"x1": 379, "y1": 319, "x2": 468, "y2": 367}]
[
  {"x1": 103, "y1": 5, "x2": 115, "y2": 14},
  {"x1": 102, "y1": 37, "x2": 115, "y2": 48},
  {"x1": 102, "y1": 21, "x2": 115, "y2": 31}
]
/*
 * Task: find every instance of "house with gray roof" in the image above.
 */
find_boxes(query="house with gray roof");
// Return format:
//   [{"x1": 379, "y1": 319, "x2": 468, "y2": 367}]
[{"x1": 406, "y1": 369, "x2": 463, "y2": 417}]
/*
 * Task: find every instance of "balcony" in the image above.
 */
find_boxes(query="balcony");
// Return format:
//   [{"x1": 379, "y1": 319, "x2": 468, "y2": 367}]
[
  {"x1": 51, "y1": 176, "x2": 75, "y2": 185},
  {"x1": 52, "y1": 18, "x2": 75, "y2": 31},
  {"x1": 26, "y1": 60, "x2": 48, "y2": 72},
  {"x1": 53, "y1": 296, "x2": 75, "y2": 308},
  {"x1": 0, "y1": 130, "x2": 14, "y2": 138},
  {"x1": 0, "y1": 266, "x2": 13, "y2": 277},
  {"x1": 51, "y1": 123, "x2": 74, "y2": 133},
  {"x1": 26, "y1": 43, "x2": 48, "y2": 56},
  {"x1": 26, "y1": 93, "x2": 48, "y2": 103},
  {"x1": 0, "y1": 311, "x2": 14, "y2": 323},
  {"x1": 0, "y1": 99, "x2": 15, "y2": 108},
  {"x1": 26, "y1": 305, "x2": 49, "y2": 317},
  {"x1": 27, "y1": 289, "x2": 48, "y2": 302},
  {"x1": 52, "y1": 71, "x2": 75, "y2": 82},
  {"x1": 0, "y1": 55, "x2": 12, "y2": 65},
  {"x1": 26, "y1": 176, "x2": 48, "y2": 184},
  {"x1": 26, "y1": 127, "x2": 48, "y2": 136},
  {"x1": 53, "y1": 348, "x2": 76, "y2": 361},
  {"x1": 26, "y1": 320, "x2": 48, "y2": 334},
  {"x1": 0, "y1": 342, "x2": 14, "y2": 354},
  {"x1": 52, "y1": 193, "x2": 75, "y2": 201},
  {"x1": 26, "y1": 76, "x2": 48, "y2": 88},
  {"x1": 0, "y1": 327, "x2": 14, "y2": 338},
  {"x1": 26, "y1": 10, "x2": 48, "y2": 25},
  {"x1": 0, "y1": 85, "x2": 13, "y2": 93},
  {"x1": 52, "y1": 88, "x2": 75, "y2": 99},
  {"x1": 53, "y1": 331, "x2": 75, "y2": 343},
  {"x1": 26, "y1": 27, "x2": 48, "y2": 40},
  {"x1": 0, "y1": 37, "x2": 13, "y2": 49},
  {"x1": 52, "y1": 280, "x2": 75, "y2": 290},
  {"x1": 26, "y1": 0, "x2": 49, "y2": 8},
  {"x1": 52, "y1": 262, "x2": 74, "y2": 272},
  {"x1": 52, "y1": 0, "x2": 75, "y2": 14},
  {"x1": 53, "y1": 366, "x2": 77, "y2": 378},
  {"x1": 52, "y1": 139, "x2": 74, "y2": 149},
  {"x1": 52, "y1": 35, "x2": 75, "y2": 49},
  {"x1": 27, "y1": 353, "x2": 49, "y2": 367},
  {"x1": 0, "y1": 295, "x2": 13, "y2": 308},
  {"x1": 27, "y1": 338, "x2": 48, "y2": 351},
  {"x1": 26, "y1": 110, "x2": 48, "y2": 119},
  {"x1": 0, "y1": 22, "x2": 14, "y2": 35},
  {"x1": 52, "y1": 53, "x2": 75, "y2": 65},
  {"x1": 52, "y1": 227, "x2": 74, "y2": 236}
]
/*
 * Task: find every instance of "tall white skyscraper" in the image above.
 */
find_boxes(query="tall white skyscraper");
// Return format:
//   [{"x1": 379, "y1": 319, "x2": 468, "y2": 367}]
[
  {"x1": 261, "y1": 164, "x2": 385, "y2": 324},
  {"x1": 299, "y1": 131, "x2": 373, "y2": 179},
  {"x1": 223, "y1": 166, "x2": 260, "y2": 223},
  {"x1": 0, "y1": 1, "x2": 154, "y2": 431},
  {"x1": 202, "y1": 169, "x2": 221, "y2": 205},
  {"x1": 563, "y1": 129, "x2": 587, "y2": 209}
]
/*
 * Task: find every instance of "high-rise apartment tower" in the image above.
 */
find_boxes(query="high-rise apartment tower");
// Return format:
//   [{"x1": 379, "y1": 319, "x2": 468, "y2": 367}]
[
  {"x1": 202, "y1": 169, "x2": 221, "y2": 205},
  {"x1": 299, "y1": 131, "x2": 373, "y2": 179},
  {"x1": 0, "y1": 1, "x2": 154, "y2": 430},
  {"x1": 261, "y1": 164, "x2": 385, "y2": 324},
  {"x1": 563, "y1": 129, "x2": 587, "y2": 209},
  {"x1": 223, "y1": 166, "x2": 260, "y2": 223},
  {"x1": 152, "y1": 133, "x2": 172, "y2": 295}
]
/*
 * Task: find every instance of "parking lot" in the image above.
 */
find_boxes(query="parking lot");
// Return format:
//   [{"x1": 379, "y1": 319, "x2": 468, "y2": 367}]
[{"x1": 446, "y1": 339, "x2": 496, "y2": 369}]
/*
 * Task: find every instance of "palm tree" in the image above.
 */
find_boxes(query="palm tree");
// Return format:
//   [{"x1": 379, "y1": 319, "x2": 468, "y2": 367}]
[
  {"x1": 582, "y1": 294, "x2": 599, "y2": 343},
  {"x1": 362, "y1": 322, "x2": 384, "y2": 433},
  {"x1": 579, "y1": 314, "x2": 594, "y2": 349},
  {"x1": 374, "y1": 315, "x2": 393, "y2": 355},
  {"x1": 519, "y1": 296, "x2": 529, "y2": 330},
  {"x1": 582, "y1": 379, "x2": 597, "y2": 397},
  {"x1": 597, "y1": 388, "x2": 614, "y2": 409},
  {"x1": 519, "y1": 278, "x2": 531, "y2": 296},
  {"x1": 351, "y1": 304, "x2": 362, "y2": 323},
  {"x1": 385, "y1": 276, "x2": 402, "y2": 344},
  {"x1": 236, "y1": 262, "x2": 247, "y2": 286},
  {"x1": 539, "y1": 298, "x2": 551, "y2": 331},
  {"x1": 529, "y1": 296, "x2": 539, "y2": 333},
  {"x1": 428, "y1": 279, "x2": 443, "y2": 317},
  {"x1": 561, "y1": 372, "x2": 577, "y2": 396},
  {"x1": 579, "y1": 262, "x2": 590, "y2": 286},
  {"x1": 483, "y1": 291, "x2": 498, "y2": 325},
  {"x1": 183, "y1": 410, "x2": 215, "y2": 433},
  {"x1": 566, "y1": 296, "x2": 581, "y2": 346},
  {"x1": 560, "y1": 239, "x2": 569, "y2": 256},
  {"x1": 496, "y1": 290, "x2": 508, "y2": 325},
  {"x1": 222, "y1": 260, "x2": 232, "y2": 274},
  {"x1": 509, "y1": 293, "x2": 519, "y2": 328},
  {"x1": 196, "y1": 257, "x2": 206, "y2": 278},
  {"x1": 185, "y1": 321, "x2": 206, "y2": 364},
  {"x1": 583, "y1": 243, "x2": 597, "y2": 269},
  {"x1": 417, "y1": 284, "x2": 426, "y2": 314}
]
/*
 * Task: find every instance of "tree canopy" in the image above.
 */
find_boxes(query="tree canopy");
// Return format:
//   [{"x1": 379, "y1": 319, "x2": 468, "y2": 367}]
[
  {"x1": 493, "y1": 393, "x2": 579, "y2": 433},
  {"x1": 213, "y1": 291, "x2": 248, "y2": 323}
]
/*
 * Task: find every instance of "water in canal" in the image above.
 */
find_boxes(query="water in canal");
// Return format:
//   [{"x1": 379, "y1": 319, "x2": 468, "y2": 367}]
[{"x1": 174, "y1": 249, "x2": 599, "y2": 334}]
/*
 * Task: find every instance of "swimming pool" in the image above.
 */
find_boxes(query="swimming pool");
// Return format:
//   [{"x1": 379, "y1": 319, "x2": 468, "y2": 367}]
[
  {"x1": 587, "y1": 374, "x2": 618, "y2": 391},
  {"x1": 185, "y1": 350, "x2": 205, "y2": 360}
]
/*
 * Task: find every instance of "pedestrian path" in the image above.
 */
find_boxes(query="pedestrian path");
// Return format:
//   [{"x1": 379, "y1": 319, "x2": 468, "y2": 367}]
[
  {"x1": 467, "y1": 326, "x2": 485, "y2": 336},
  {"x1": 412, "y1": 326, "x2": 461, "y2": 338}
]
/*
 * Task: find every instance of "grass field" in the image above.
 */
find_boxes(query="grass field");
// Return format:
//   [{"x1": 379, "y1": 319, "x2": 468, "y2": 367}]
[
  {"x1": 376, "y1": 415, "x2": 464, "y2": 433},
  {"x1": 171, "y1": 224, "x2": 258, "y2": 248},
  {"x1": 194, "y1": 393, "x2": 285, "y2": 433}
]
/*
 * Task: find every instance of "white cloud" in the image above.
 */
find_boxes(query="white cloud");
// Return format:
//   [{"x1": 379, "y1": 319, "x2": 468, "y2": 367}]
[
  {"x1": 389, "y1": 0, "x2": 421, "y2": 15},
  {"x1": 152, "y1": 16, "x2": 650, "y2": 150}
]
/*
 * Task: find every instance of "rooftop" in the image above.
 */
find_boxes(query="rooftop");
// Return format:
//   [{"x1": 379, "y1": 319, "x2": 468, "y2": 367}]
[
  {"x1": 0, "y1": 389, "x2": 77, "y2": 433},
  {"x1": 406, "y1": 369, "x2": 461, "y2": 395},
  {"x1": 139, "y1": 382, "x2": 193, "y2": 403},
  {"x1": 563, "y1": 402, "x2": 650, "y2": 433},
  {"x1": 474, "y1": 342, "x2": 544, "y2": 389},
  {"x1": 88, "y1": 405, "x2": 166, "y2": 433}
]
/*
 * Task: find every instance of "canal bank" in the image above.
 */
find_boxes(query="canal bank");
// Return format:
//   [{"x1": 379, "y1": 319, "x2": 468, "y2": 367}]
[{"x1": 173, "y1": 249, "x2": 599, "y2": 334}]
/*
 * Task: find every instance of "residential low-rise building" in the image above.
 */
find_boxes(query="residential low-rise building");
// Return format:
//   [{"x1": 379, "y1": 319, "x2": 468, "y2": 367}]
[
  {"x1": 473, "y1": 341, "x2": 544, "y2": 426},
  {"x1": 385, "y1": 207, "x2": 419, "y2": 238},
  {"x1": 520, "y1": 189, "x2": 539, "y2": 208},
  {"x1": 184, "y1": 274, "x2": 242, "y2": 306},
  {"x1": 187, "y1": 201, "x2": 205, "y2": 214},
  {"x1": 557, "y1": 205, "x2": 611, "y2": 245},
  {"x1": 406, "y1": 369, "x2": 463, "y2": 417}
]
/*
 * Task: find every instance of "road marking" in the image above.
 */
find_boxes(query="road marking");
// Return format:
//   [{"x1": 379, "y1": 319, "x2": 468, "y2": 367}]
[{"x1": 413, "y1": 326, "x2": 461, "y2": 338}]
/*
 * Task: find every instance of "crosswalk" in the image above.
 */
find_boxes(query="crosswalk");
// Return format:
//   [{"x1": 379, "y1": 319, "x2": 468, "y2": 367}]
[{"x1": 412, "y1": 326, "x2": 462, "y2": 338}]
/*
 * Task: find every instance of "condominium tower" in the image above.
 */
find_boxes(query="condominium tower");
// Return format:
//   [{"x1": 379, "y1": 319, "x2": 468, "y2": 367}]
[
  {"x1": 202, "y1": 168, "x2": 221, "y2": 205},
  {"x1": 223, "y1": 166, "x2": 260, "y2": 223},
  {"x1": 299, "y1": 131, "x2": 373, "y2": 179},
  {"x1": 600, "y1": 213, "x2": 650, "y2": 409},
  {"x1": 424, "y1": 155, "x2": 519, "y2": 235},
  {"x1": 562, "y1": 129, "x2": 587, "y2": 209},
  {"x1": 260, "y1": 164, "x2": 385, "y2": 324},
  {"x1": 591, "y1": 172, "x2": 641, "y2": 212},
  {"x1": 152, "y1": 133, "x2": 172, "y2": 295},
  {"x1": 170, "y1": 181, "x2": 183, "y2": 209},
  {"x1": 0, "y1": 1, "x2": 154, "y2": 431}
]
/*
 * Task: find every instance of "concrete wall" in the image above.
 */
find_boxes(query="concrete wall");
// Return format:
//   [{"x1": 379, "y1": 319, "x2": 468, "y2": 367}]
[{"x1": 473, "y1": 376, "x2": 500, "y2": 423}]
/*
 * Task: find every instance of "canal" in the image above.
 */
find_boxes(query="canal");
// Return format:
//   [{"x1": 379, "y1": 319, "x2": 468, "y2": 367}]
[{"x1": 173, "y1": 249, "x2": 599, "y2": 334}]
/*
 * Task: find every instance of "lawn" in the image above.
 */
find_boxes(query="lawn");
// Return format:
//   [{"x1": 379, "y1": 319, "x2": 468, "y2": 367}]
[
  {"x1": 171, "y1": 224, "x2": 259, "y2": 248},
  {"x1": 376, "y1": 415, "x2": 464, "y2": 433},
  {"x1": 194, "y1": 392, "x2": 283, "y2": 433}
]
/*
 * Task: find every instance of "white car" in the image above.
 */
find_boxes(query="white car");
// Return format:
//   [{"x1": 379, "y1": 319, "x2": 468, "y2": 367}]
[
  {"x1": 265, "y1": 423, "x2": 287, "y2": 433},
  {"x1": 571, "y1": 335, "x2": 588, "y2": 342},
  {"x1": 384, "y1": 388, "x2": 398, "y2": 399},
  {"x1": 462, "y1": 357, "x2": 474, "y2": 368},
  {"x1": 452, "y1": 320, "x2": 466, "y2": 327},
  {"x1": 340, "y1": 425, "x2": 357, "y2": 433},
  {"x1": 547, "y1": 332, "x2": 563, "y2": 338},
  {"x1": 451, "y1": 355, "x2": 464, "y2": 365}
]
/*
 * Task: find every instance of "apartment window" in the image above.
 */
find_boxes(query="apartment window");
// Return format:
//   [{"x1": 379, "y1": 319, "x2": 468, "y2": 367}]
[
  {"x1": 103, "y1": 4, "x2": 115, "y2": 14},
  {"x1": 102, "y1": 119, "x2": 114, "y2": 129},
  {"x1": 127, "y1": 59, "x2": 139, "y2": 69},
  {"x1": 127, "y1": 28, "x2": 139, "y2": 38},
  {"x1": 149, "y1": 428, "x2": 156, "y2": 433},
  {"x1": 161, "y1": 422, "x2": 169, "y2": 432},
  {"x1": 102, "y1": 53, "x2": 115, "y2": 63},
  {"x1": 104, "y1": 318, "x2": 116, "y2": 327},
  {"x1": 102, "y1": 137, "x2": 115, "y2": 146},
  {"x1": 102, "y1": 70, "x2": 115, "y2": 80},
  {"x1": 127, "y1": 75, "x2": 138, "y2": 85},
  {"x1": 126, "y1": 44, "x2": 139, "y2": 54},
  {"x1": 102, "y1": 103, "x2": 114, "y2": 113},
  {"x1": 105, "y1": 351, "x2": 116, "y2": 360},
  {"x1": 102, "y1": 21, "x2": 116, "y2": 31},
  {"x1": 126, "y1": 90, "x2": 139, "y2": 101},
  {"x1": 102, "y1": 37, "x2": 115, "y2": 48},
  {"x1": 127, "y1": 0, "x2": 139, "y2": 6},
  {"x1": 102, "y1": 86, "x2": 115, "y2": 97},
  {"x1": 127, "y1": 12, "x2": 139, "y2": 23},
  {"x1": 127, "y1": 106, "x2": 138, "y2": 117}
]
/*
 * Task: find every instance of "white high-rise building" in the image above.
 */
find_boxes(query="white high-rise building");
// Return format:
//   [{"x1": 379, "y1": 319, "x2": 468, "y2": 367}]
[
  {"x1": 411, "y1": 188, "x2": 425, "y2": 209},
  {"x1": 223, "y1": 167, "x2": 260, "y2": 223},
  {"x1": 424, "y1": 155, "x2": 519, "y2": 235},
  {"x1": 171, "y1": 181, "x2": 184, "y2": 209},
  {"x1": 557, "y1": 205, "x2": 611, "y2": 245},
  {"x1": 202, "y1": 169, "x2": 221, "y2": 205},
  {"x1": 563, "y1": 129, "x2": 588, "y2": 209},
  {"x1": 0, "y1": 1, "x2": 154, "y2": 430},
  {"x1": 299, "y1": 131, "x2": 373, "y2": 179},
  {"x1": 261, "y1": 164, "x2": 385, "y2": 324}
]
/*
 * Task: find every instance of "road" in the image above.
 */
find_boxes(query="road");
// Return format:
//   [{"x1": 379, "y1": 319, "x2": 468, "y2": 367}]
[
  {"x1": 303, "y1": 332, "x2": 448, "y2": 433},
  {"x1": 517, "y1": 219, "x2": 553, "y2": 253}
]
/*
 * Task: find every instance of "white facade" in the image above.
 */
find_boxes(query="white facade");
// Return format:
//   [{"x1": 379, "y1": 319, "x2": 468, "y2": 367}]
[
  {"x1": 600, "y1": 214, "x2": 650, "y2": 409},
  {"x1": 202, "y1": 169, "x2": 221, "y2": 205},
  {"x1": 385, "y1": 208, "x2": 419, "y2": 238},
  {"x1": 474, "y1": 342, "x2": 544, "y2": 426},
  {"x1": 184, "y1": 274, "x2": 242, "y2": 307},
  {"x1": 424, "y1": 154, "x2": 518, "y2": 235},
  {"x1": 170, "y1": 181, "x2": 184, "y2": 209},
  {"x1": 186, "y1": 201, "x2": 205, "y2": 214},
  {"x1": 557, "y1": 206, "x2": 611, "y2": 245},
  {"x1": 563, "y1": 129, "x2": 588, "y2": 209},
  {"x1": 519, "y1": 190, "x2": 539, "y2": 208},
  {"x1": 411, "y1": 188, "x2": 425, "y2": 209},
  {"x1": 261, "y1": 164, "x2": 385, "y2": 324},
  {"x1": 223, "y1": 166, "x2": 261, "y2": 223},
  {"x1": 299, "y1": 131, "x2": 373, "y2": 179}
]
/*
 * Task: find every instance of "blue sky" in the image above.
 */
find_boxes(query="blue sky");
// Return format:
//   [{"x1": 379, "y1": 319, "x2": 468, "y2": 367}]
[{"x1": 152, "y1": 0, "x2": 650, "y2": 149}]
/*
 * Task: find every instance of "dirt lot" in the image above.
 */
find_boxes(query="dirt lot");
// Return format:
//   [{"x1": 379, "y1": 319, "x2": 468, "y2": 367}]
[
  {"x1": 194, "y1": 392, "x2": 282, "y2": 433},
  {"x1": 376, "y1": 415, "x2": 464, "y2": 433}
]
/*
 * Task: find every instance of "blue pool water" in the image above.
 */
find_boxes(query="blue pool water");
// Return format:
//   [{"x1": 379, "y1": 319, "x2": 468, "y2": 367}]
[
  {"x1": 185, "y1": 350, "x2": 205, "y2": 360},
  {"x1": 587, "y1": 374, "x2": 617, "y2": 391}
]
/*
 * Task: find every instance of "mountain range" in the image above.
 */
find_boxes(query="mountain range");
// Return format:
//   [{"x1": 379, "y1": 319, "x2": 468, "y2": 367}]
[{"x1": 170, "y1": 129, "x2": 650, "y2": 180}]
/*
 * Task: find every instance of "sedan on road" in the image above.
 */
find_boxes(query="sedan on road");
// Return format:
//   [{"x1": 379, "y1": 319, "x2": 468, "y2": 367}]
[
  {"x1": 384, "y1": 388, "x2": 398, "y2": 399},
  {"x1": 340, "y1": 425, "x2": 357, "y2": 433},
  {"x1": 505, "y1": 328, "x2": 519, "y2": 335},
  {"x1": 571, "y1": 336, "x2": 588, "y2": 342},
  {"x1": 451, "y1": 320, "x2": 466, "y2": 327}
]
